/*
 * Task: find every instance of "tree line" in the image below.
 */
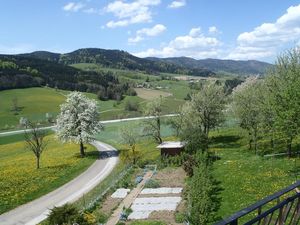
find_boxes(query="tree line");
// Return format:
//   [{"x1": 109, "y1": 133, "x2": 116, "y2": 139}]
[
  {"x1": 232, "y1": 47, "x2": 300, "y2": 157},
  {"x1": 0, "y1": 56, "x2": 136, "y2": 100}
]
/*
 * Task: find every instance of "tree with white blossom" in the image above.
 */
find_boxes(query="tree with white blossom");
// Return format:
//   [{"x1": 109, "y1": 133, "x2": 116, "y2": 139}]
[
  {"x1": 231, "y1": 76, "x2": 262, "y2": 153},
  {"x1": 56, "y1": 92, "x2": 102, "y2": 157}
]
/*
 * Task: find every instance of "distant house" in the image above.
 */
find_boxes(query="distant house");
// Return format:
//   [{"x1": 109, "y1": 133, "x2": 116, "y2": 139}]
[{"x1": 156, "y1": 141, "x2": 185, "y2": 156}]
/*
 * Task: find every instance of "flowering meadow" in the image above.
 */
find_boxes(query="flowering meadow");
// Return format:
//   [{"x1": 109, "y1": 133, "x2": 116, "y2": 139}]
[
  {"x1": 211, "y1": 128, "x2": 297, "y2": 221},
  {"x1": 0, "y1": 135, "x2": 96, "y2": 214}
]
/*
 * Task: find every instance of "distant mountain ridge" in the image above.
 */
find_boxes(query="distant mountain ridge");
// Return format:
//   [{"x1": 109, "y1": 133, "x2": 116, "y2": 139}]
[
  {"x1": 147, "y1": 56, "x2": 272, "y2": 76},
  {"x1": 19, "y1": 48, "x2": 272, "y2": 76},
  {"x1": 20, "y1": 48, "x2": 215, "y2": 77}
]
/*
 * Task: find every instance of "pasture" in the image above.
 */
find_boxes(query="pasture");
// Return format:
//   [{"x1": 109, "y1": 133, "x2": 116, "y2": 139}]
[
  {"x1": 0, "y1": 135, "x2": 96, "y2": 214},
  {"x1": 134, "y1": 88, "x2": 172, "y2": 100},
  {"x1": 211, "y1": 128, "x2": 297, "y2": 221},
  {"x1": 0, "y1": 87, "x2": 144, "y2": 130},
  {"x1": 0, "y1": 88, "x2": 65, "y2": 130}
]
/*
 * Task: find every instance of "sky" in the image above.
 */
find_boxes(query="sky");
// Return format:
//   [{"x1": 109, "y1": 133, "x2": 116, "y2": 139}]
[{"x1": 1, "y1": 0, "x2": 300, "y2": 63}]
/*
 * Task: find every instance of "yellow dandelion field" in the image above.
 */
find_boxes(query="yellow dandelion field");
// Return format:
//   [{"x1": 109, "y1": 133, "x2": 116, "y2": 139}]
[{"x1": 0, "y1": 135, "x2": 97, "y2": 214}]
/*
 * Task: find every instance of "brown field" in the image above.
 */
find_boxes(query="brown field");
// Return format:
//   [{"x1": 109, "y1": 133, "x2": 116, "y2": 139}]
[
  {"x1": 134, "y1": 88, "x2": 172, "y2": 100},
  {"x1": 175, "y1": 75, "x2": 217, "y2": 81}
]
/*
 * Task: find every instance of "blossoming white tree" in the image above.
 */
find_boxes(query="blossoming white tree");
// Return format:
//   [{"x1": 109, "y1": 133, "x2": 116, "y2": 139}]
[{"x1": 56, "y1": 92, "x2": 102, "y2": 157}]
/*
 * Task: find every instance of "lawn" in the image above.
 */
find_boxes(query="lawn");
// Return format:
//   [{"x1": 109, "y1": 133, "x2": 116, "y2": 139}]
[
  {"x1": 211, "y1": 127, "x2": 297, "y2": 223},
  {"x1": 0, "y1": 135, "x2": 97, "y2": 214}
]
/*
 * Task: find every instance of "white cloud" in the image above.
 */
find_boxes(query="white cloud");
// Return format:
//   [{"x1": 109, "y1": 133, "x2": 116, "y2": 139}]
[
  {"x1": 133, "y1": 27, "x2": 222, "y2": 58},
  {"x1": 63, "y1": 2, "x2": 85, "y2": 12},
  {"x1": 168, "y1": 0, "x2": 186, "y2": 9},
  {"x1": 228, "y1": 4, "x2": 300, "y2": 60},
  {"x1": 128, "y1": 36, "x2": 144, "y2": 43},
  {"x1": 83, "y1": 8, "x2": 99, "y2": 14},
  {"x1": 209, "y1": 26, "x2": 220, "y2": 34},
  {"x1": 129, "y1": 24, "x2": 166, "y2": 43},
  {"x1": 137, "y1": 24, "x2": 166, "y2": 36},
  {"x1": 104, "y1": 0, "x2": 161, "y2": 28},
  {"x1": 189, "y1": 27, "x2": 201, "y2": 37}
]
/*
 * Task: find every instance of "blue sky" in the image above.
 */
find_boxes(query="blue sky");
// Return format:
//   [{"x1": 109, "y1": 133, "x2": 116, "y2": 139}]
[{"x1": 1, "y1": 0, "x2": 300, "y2": 62}]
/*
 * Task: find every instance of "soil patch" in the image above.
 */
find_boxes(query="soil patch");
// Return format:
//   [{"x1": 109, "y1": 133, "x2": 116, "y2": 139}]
[{"x1": 153, "y1": 167, "x2": 186, "y2": 187}]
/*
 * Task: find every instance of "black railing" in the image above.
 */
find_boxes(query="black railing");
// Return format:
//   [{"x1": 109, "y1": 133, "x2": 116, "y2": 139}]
[{"x1": 215, "y1": 180, "x2": 300, "y2": 225}]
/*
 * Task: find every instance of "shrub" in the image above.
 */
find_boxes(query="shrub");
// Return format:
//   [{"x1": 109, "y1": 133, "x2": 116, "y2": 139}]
[
  {"x1": 95, "y1": 211, "x2": 108, "y2": 223},
  {"x1": 188, "y1": 153, "x2": 217, "y2": 225},
  {"x1": 144, "y1": 179, "x2": 160, "y2": 188},
  {"x1": 124, "y1": 99, "x2": 139, "y2": 111},
  {"x1": 182, "y1": 154, "x2": 197, "y2": 177},
  {"x1": 47, "y1": 203, "x2": 92, "y2": 225},
  {"x1": 116, "y1": 167, "x2": 135, "y2": 188},
  {"x1": 83, "y1": 212, "x2": 97, "y2": 224},
  {"x1": 116, "y1": 222, "x2": 126, "y2": 225},
  {"x1": 175, "y1": 212, "x2": 186, "y2": 223},
  {"x1": 126, "y1": 87, "x2": 137, "y2": 96}
]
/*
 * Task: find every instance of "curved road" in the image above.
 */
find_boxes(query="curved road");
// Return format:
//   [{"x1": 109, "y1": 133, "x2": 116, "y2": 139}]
[
  {"x1": 0, "y1": 141, "x2": 119, "y2": 225},
  {"x1": 0, "y1": 114, "x2": 177, "y2": 137}
]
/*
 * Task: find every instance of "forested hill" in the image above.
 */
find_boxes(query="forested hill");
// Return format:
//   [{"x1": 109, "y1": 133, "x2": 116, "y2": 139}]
[
  {"x1": 147, "y1": 57, "x2": 273, "y2": 76},
  {"x1": 19, "y1": 48, "x2": 215, "y2": 77},
  {"x1": 0, "y1": 55, "x2": 135, "y2": 100}
]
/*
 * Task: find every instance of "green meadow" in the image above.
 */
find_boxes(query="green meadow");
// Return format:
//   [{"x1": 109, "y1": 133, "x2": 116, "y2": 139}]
[{"x1": 0, "y1": 135, "x2": 97, "y2": 214}]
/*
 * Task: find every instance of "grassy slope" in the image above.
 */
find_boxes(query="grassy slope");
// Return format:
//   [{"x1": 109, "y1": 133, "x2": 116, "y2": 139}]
[
  {"x1": 0, "y1": 135, "x2": 97, "y2": 214},
  {"x1": 0, "y1": 87, "x2": 146, "y2": 129},
  {"x1": 72, "y1": 63, "x2": 189, "y2": 110},
  {"x1": 96, "y1": 121, "x2": 299, "y2": 223},
  {"x1": 211, "y1": 127, "x2": 297, "y2": 222},
  {"x1": 95, "y1": 120, "x2": 175, "y2": 146},
  {"x1": 0, "y1": 87, "x2": 65, "y2": 129}
]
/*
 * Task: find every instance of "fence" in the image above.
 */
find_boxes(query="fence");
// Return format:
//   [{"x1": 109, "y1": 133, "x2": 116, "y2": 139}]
[
  {"x1": 214, "y1": 180, "x2": 300, "y2": 225},
  {"x1": 75, "y1": 164, "x2": 133, "y2": 211}
]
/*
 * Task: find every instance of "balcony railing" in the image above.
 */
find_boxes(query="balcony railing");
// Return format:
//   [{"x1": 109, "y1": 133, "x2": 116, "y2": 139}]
[{"x1": 214, "y1": 180, "x2": 300, "y2": 225}]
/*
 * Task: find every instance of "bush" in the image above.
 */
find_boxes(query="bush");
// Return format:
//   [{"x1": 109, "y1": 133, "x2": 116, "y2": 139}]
[
  {"x1": 116, "y1": 167, "x2": 135, "y2": 188},
  {"x1": 95, "y1": 211, "x2": 108, "y2": 223},
  {"x1": 188, "y1": 153, "x2": 217, "y2": 225},
  {"x1": 47, "y1": 203, "x2": 93, "y2": 225},
  {"x1": 129, "y1": 221, "x2": 166, "y2": 225},
  {"x1": 116, "y1": 222, "x2": 126, "y2": 225},
  {"x1": 182, "y1": 154, "x2": 197, "y2": 177},
  {"x1": 124, "y1": 99, "x2": 139, "y2": 111},
  {"x1": 157, "y1": 153, "x2": 187, "y2": 169},
  {"x1": 144, "y1": 179, "x2": 160, "y2": 188},
  {"x1": 83, "y1": 212, "x2": 97, "y2": 224},
  {"x1": 175, "y1": 212, "x2": 186, "y2": 223},
  {"x1": 126, "y1": 87, "x2": 137, "y2": 96}
]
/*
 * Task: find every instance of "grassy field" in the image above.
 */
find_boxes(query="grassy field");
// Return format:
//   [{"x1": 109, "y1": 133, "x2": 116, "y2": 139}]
[
  {"x1": 71, "y1": 63, "x2": 160, "y2": 83},
  {"x1": 98, "y1": 122, "x2": 298, "y2": 223},
  {"x1": 211, "y1": 127, "x2": 297, "y2": 222},
  {"x1": 0, "y1": 88, "x2": 65, "y2": 130},
  {"x1": 0, "y1": 135, "x2": 97, "y2": 214},
  {"x1": 0, "y1": 87, "x2": 146, "y2": 130},
  {"x1": 95, "y1": 120, "x2": 175, "y2": 146},
  {"x1": 134, "y1": 88, "x2": 172, "y2": 100}
]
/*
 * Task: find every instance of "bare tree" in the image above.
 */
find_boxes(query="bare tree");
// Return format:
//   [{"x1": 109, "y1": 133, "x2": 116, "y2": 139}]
[
  {"x1": 143, "y1": 97, "x2": 163, "y2": 143},
  {"x1": 24, "y1": 121, "x2": 48, "y2": 169},
  {"x1": 119, "y1": 123, "x2": 141, "y2": 164},
  {"x1": 11, "y1": 97, "x2": 19, "y2": 115}
]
